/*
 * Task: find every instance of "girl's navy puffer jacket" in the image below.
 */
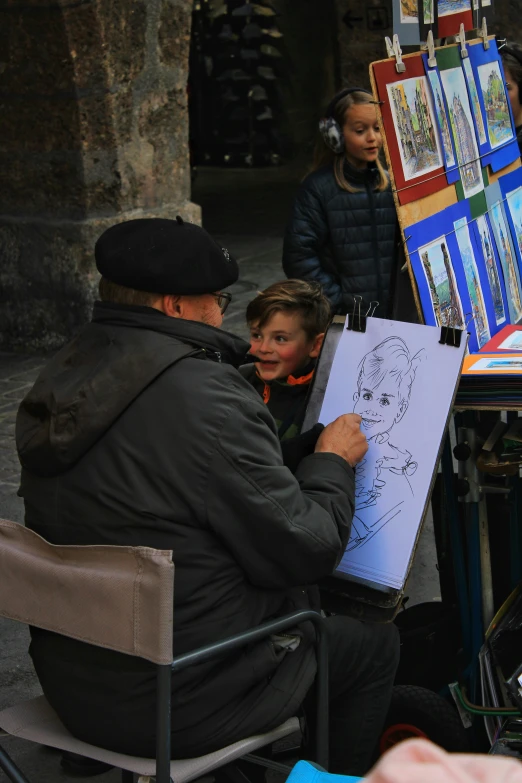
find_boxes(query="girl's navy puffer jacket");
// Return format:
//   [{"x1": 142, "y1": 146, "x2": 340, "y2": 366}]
[{"x1": 283, "y1": 161, "x2": 398, "y2": 316}]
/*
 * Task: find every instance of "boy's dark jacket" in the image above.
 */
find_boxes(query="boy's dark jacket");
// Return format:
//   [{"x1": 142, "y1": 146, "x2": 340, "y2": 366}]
[
  {"x1": 282, "y1": 161, "x2": 397, "y2": 316},
  {"x1": 15, "y1": 303, "x2": 355, "y2": 758}
]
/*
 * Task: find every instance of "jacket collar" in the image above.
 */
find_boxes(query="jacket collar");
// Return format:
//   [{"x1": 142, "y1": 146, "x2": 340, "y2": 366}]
[
  {"x1": 92, "y1": 302, "x2": 250, "y2": 368},
  {"x1": 343, "y1": 159, "x2": 379, "y2": 186}
]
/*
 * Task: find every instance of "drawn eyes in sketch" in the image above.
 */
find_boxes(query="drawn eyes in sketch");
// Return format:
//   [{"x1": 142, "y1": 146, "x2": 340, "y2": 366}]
[{"x1": 347, "y1": 337, "x2": 426, "y2": 552}]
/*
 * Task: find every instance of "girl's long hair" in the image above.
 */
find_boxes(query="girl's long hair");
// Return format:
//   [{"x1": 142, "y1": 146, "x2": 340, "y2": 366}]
[{"x1": 312, "y1": 90, "x2": 389, "y2": 194}]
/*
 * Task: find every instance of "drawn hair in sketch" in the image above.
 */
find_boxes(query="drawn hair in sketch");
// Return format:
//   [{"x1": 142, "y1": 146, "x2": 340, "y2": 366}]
[{"x1": 353, "y1": 337, "x2": 426, "y2": 439}]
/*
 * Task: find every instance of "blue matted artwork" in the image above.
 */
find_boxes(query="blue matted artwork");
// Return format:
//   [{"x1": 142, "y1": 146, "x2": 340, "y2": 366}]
[
  {"x1": 485, "y1": 180, "x2": 522, "y2": 324},
  {"x1": 470, "y1": 211, "x2": 509, "y2": 333},
  {"x1": 406, "y1": 208, "x2": 469, "y2": 338},
  {"x1": 467, "y1": 40, "x2": 519, "y2": 171},
  {"x1": 499, "y1": 167, "x2": 522, "y2": 284},
  {"x1": 444, "y1": 201, "x2": 498, "y2": 348},
  {"x1": 422, "y1": 54, "x2": 460, "y2": 184}
]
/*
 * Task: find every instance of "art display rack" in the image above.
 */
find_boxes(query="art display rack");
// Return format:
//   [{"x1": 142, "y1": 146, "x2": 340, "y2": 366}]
[{"x1": 370, "y1": 32, "x2": 522, "y2": 411}]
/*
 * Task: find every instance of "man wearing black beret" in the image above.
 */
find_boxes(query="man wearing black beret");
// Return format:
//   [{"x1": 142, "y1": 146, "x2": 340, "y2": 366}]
[{"x1": 16, "y1": 217, "x2": 399, "y2": 777}]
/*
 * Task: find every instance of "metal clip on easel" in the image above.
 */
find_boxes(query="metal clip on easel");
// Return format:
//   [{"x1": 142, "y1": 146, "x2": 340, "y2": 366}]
[
  {"x1": 478, "y1": 17, "x2": 490, "y2": 50},
  {"x1": 366, "y1": 301, "x2": 379, "y2": 318},
  {"x1": 347, "y1": 296, "x2": 367, "y2": 333},
  {"x1": 457, "y1": 23, "x2": 468, "y2": 59},
  {"x1": 439, "y1": 307, "x2": 463, "y2": 347}
]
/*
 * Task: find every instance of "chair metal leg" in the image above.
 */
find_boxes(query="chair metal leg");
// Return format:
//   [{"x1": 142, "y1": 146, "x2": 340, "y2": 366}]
[
  {"x1": 0, "y1": 745, "x2": 31, "y2": 783},
  {"x1": 315, "y1": 621, "x2": 329, "y2": 771},
  {"x1": 121, "y1": 770, "x2": 134, "y2": 783},
  {"x1": 156, "y1": 663, "x2": 172, "y2": 783}
]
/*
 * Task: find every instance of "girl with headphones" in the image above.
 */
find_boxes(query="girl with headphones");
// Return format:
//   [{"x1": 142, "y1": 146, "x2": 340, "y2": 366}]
[
  {"x1": 501, "y1": 41, "x2": 522, "y2": 156},
  {"x1": 282, "y1": 88, "x2": 399, "y2": 317}
]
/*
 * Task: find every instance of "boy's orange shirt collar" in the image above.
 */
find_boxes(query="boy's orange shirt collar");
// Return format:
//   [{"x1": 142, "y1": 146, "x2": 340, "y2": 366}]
[{"x1": 257, "y1": 368, "x2": 315, "y2": 405}]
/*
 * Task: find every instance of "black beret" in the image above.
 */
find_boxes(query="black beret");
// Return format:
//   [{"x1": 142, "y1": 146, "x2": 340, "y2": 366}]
[{"x1": 95, "y1": 217, "x2": 239, "y2": 295}]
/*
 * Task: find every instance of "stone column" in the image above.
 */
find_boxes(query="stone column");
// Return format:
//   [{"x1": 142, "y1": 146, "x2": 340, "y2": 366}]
[{"x1": 0, "y1": 0, "x2": 199, "y2": 351}]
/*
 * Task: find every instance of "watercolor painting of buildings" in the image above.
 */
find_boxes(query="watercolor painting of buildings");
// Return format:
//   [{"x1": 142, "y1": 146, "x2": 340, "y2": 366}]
[
  {"x1": 440, "y1": 66, "x2": 483, "y2": 199},
  {"x1": 454, "y1": 217, "x2": 490, "y2": 347},
  {"x1": 478, "y1": 61, "x2": 514, "y2": 148},
  {"x1": 423, "y1": 0, "x2": 434, "y2": 23},
  {"x1": 400, "y1": 0, "x2": 418, "y2": 22},
  {"x1": 418, "y1": 236, "x2": 465, "y2": 327},
  {"x1": 438, "y1": 0, "x2": 471, "y2": 16},
  {"x1": 387, "y1": 76, "x2": 443, "y2": 181},
  {"x1": 490, "y1": 201, "x2": 522, "y2": 323},
  {"x1": 475, "y1": 214, "x2": 506, "y2": 326},
  {"x1": 506, "y1": 186, "x2": 522, "y2": 269},
  {"x1": 463, "y1": 58, "x2": 487, "y2": 145},
  {"x1": 427, "y1": 70, "x2": 456, "y2": 168}
]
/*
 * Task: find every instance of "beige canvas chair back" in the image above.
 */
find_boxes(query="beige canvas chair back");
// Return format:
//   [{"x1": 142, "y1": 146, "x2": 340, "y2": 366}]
[{"x1": 0, "y1": 519, "x2": 174, "y2": 665}]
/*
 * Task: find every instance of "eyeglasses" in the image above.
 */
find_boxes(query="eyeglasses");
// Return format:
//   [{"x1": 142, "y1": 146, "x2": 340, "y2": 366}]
[{"x1": 212, "y1": 291, "x2": 232, "y2": 314}]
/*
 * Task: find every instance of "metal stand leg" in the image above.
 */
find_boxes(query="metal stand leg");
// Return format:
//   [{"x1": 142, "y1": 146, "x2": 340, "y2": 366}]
[
  {"x1": 0, "y1": 745, "x2": 31, "y2": 783},
  {"x1": 156, "y1": 664, "x2": 172, "y2": 783}
]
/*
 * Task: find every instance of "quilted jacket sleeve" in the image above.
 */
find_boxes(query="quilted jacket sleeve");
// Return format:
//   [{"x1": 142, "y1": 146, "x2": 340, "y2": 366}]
[
  {"x1": 206, "y1": 396, "x2": 354, "y2": 589},
  {"x1": 282, "y1": 177, "x2": 343, "y2": 309}
]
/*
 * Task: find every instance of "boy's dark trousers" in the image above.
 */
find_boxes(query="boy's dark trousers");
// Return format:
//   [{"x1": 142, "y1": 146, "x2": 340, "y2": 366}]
[{"x1": 302, "y1": 614, "x2": 400, "y2": 777}]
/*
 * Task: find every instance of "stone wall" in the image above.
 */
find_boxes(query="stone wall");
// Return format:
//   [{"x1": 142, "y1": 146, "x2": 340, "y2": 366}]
[{"x1": 1, "y1": 0, "x2": 198, "y2": 352}]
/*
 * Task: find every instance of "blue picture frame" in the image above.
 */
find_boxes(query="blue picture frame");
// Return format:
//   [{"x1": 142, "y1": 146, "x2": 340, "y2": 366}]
[
  {"x1": 466, "y1": 39, "x2": 519, "y2": 171},
  {"x1": 422, "y1": 54, "x2": 461, "y2": 184}
]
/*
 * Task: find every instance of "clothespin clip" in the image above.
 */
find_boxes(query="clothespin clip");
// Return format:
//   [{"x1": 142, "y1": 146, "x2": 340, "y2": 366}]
[
  {"x1": 478, "y1": 17, "x2": 490, "y2": 50},
  {"x1": 457, "y1": 23, "x2": 468, "y2": 58},
  {"x1": 385, "y1": 36, "x2": 395, "y2": 58},
  {"x1": 393, "y1": 34, "x2": 406, "y2": 73},
  {"x1": 427, "y1": 30, "x2": 437, "y2": 68},
  {"x1": 347, "y1": 296, "x2": 367, "y2": 333}
]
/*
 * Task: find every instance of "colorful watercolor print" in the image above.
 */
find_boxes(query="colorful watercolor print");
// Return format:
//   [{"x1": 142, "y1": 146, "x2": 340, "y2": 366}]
[
  {"x1": 454, "y1": 217, "x2": 490, "y2": 347},
  {"x1": 427, "y1": 70, "x2": 456, "y2": 168},
  {"x1": 438, "y1": 0, "x2": 471, "y2": 16},
  {"x1": 440, "y1": 67, "x2": 483, "y2": 199},
  {"x1": 475, "y1": 214, "x2": 506, "y2": 326},
  {"x1": 401, "y1": 0, "x2": 418, "y2": 22},
  {"x1": 418, "y1": 236, "x2": 465, "y2": 327},
  {"x1": 462, "y1": 58, "x2": 487, "y2": 145},
  {"x1": 490, "y1": 201, "x2": 522, "y2": 323},
  {"x1": 424, "y1": 0, "x2": 434, "y2": 23},
  {"x1": 506, "y1": 185, "x2": 522, "y2": 271},
  {"x1": 387, "y1": 76, "x2": 443, "y2": 181},
  {"x1": 477, "y1": 61, "x2": 514, "y2": 149}
]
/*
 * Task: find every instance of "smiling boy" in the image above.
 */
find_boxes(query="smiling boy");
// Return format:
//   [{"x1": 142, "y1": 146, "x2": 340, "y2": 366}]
[{"x1": 240, "y1": 280, "x2": 331, "y2": 440}]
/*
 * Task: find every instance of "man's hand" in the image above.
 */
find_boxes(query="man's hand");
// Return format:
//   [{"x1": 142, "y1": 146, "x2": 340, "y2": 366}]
[{"x1": 314, "y1": 414, "x2": 368, "y2": 468}]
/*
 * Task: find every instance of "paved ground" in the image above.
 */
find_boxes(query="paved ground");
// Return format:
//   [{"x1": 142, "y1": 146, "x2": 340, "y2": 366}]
[{"x1": 0, "y1": 165, "x2": 440, "y2": 782}]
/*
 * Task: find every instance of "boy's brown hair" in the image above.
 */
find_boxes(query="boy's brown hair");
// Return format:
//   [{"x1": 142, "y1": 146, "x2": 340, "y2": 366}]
[{"x1": 246, "y1": 279, "x2": 331, "y2": 339}]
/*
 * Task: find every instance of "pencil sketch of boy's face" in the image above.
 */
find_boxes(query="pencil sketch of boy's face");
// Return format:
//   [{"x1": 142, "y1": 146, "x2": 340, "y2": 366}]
[{"x1": 353, "y1": 377, "x2": 408, "y2": 437}]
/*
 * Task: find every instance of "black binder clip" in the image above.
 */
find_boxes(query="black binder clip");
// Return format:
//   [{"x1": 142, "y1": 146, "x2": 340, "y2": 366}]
[
  {"x1": 439, "y1": 307, "x2": 463, "y2": 347},
  {"x1": 347, "y1": 296, "x2": 367, "y2": 333}
]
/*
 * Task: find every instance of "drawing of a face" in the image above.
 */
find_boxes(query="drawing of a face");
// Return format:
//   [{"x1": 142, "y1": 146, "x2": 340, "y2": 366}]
[{"x1": 353, "y1": 377, "x2": 408, "y2": 437}]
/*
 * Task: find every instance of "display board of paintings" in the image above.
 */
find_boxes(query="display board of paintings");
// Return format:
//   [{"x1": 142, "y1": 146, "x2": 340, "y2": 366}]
[
  {"x1": 370, "y1": 36, "x2": 522, "y2": 403},
  {"x1": 394, "y1": 0, "x2": 479, "y2": 40}
]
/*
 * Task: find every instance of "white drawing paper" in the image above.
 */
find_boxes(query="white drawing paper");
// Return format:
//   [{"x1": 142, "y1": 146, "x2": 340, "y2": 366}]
[{"x1": 318, "y1": 317, "x2": 466, "y2": 590}]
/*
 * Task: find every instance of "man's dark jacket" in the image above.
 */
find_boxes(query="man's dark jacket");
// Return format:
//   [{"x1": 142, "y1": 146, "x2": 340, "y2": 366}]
[
  {"x1": 282, "y1": 162, "x2": 397, "y2": 317},
  {"x1": 16, "y1": 303, "x2": 355, "y2": 758}
]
